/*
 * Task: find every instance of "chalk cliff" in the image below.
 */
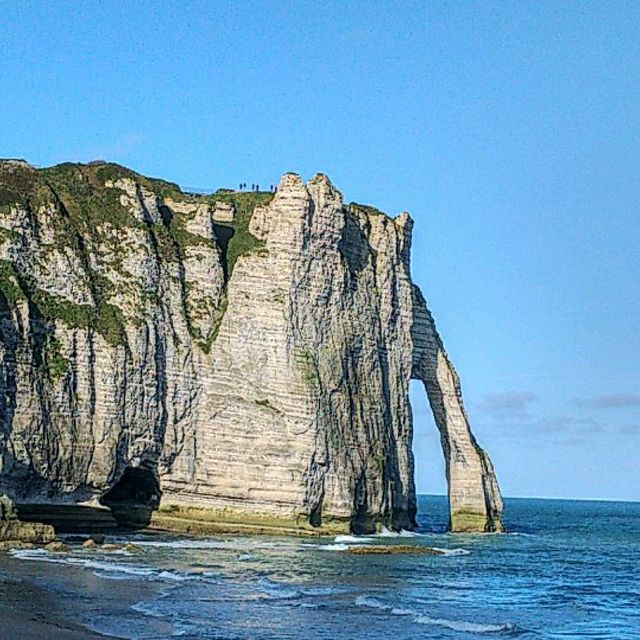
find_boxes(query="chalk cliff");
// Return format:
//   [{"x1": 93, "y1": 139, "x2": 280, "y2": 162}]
[{"x1": 0, "y1": 160, "x2": 502, "y2": 534}]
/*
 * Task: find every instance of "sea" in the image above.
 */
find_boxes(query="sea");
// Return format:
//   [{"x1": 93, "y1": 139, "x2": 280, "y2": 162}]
[{"x1": 5, "y1": 496, "x2": 640, "y2": 639}]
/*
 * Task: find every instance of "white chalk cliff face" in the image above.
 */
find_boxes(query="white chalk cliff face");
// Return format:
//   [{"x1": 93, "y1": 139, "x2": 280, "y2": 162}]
[{"x1": 0, "y1": 160, "x2": 503, "y2": 533}]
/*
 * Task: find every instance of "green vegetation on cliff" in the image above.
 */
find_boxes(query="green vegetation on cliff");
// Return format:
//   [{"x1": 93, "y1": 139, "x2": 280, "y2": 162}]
[
  {"x1": 0, "y1": 261, "x2": 24, "y2": 306},
  {"x1": 0, "y1": 161, "x2": 275, "y2": 352},
  {"x1": 348, "y1": 202, "x2": 388, "y2": 217},
  {"x1": 0, "y1": 259, "x2": 126, "y2": 348},
  {"x1": 42, "y1": 335, "x2": 68, "y2": 382},
  {"x1": 209, "y1": 190, "x2": 273, "y2": 277}
]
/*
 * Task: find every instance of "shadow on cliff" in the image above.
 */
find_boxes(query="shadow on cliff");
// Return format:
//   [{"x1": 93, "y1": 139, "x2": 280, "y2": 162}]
[
  {"x1": 4, "y1": 457, "x2": 162, "y2": 533},
  {"x1": 1, "y1": 289, "x2": 117, "y2": 532},
  {"x1": 0, "y1": 255, "x2": 166, "y2": 533},
  {"x1": 0, "y1": 290, "x2": 19, "y2": 463},
  {"x1": 212, "y1": 223, "x2": 235, "y2": 284},
  {"x1": 0, "y1": 453, "x2": 120, "y2": 532}
]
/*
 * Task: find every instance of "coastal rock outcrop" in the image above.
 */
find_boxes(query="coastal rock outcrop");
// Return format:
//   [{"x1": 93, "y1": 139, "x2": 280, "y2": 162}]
[
  {"x1": 0, "y1": 159, "x2": 503, "y2": 533},
  {"x1": 0, "y1": 494, "x2": 55, "y2": 548}
]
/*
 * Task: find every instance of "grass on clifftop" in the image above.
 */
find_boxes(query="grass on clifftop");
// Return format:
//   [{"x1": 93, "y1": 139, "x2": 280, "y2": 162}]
[
  {"x1": 37, "y1": 163, "x2": 271, "y2": 277},
  {"x1": 0, "y1": 161, "x2": 46, "y2": 213},
  {"x1": 208, "y1": 190, "x2": 273, "y2": 277},
  {"x1": 348, "y1": 202, "x2": 388, "y2": 218},
  {"x1": 0, "y1": 161, "x2": 274, "y2": 351},
  {"x1": 40, "y1": 163, "x2": 151, "y2": 230}
]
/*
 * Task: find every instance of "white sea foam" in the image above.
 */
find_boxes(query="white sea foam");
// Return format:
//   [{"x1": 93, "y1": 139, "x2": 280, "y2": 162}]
[
  {"x1": 256, "y1": 578, "x2": 300, "y2": 600},
  {"x1": 10, "y1": 548, "x2": 154, "y2": 575},
  {"x1": 333, "y1": 535, "x2": 375, "y2": 544},
  {"x1": 431, "y1": 547, "x2": 471, "y2": 556},
  {"x1": 157, "y1": 570, "x2": 194, "y2": 582},
  {"x1": 356, "y1": 595, "x2": 515, "y2": 634},
  {"x1": 131, "y1": 600, "x2": 166, "y2": 618},
  {"x1": 126, "y1": 538, "x2": 223, "y2": 549},
  {"x1": 355, "y1": 596, "x2": 389, "y2": 610},
  {"x1": 415, "y1": 615, "x2": 515, "y2": 633},
  {"x1": 376, "y1": 527, "x2": 419, "y2": 538},
  {"x1": 257, "y1": 587, "x2": 300, "y2": 600},
  {"x1": 9, "y1": 548, "x2": 205, "y2": 583},
  {"x1": 319, "y1": 539, "x2": 469, "y2": 556},
  {"x1": 301, "y1": 585, "x2": 346, "y2": 596},
  {"x1": 318, "y1": 543, "x2": 349, "y2": 551},
  {"x1": 390, "y1": 607, "x2": 416, "y2": 616},
  {"x1": 92, "y1": 571, "x2": 150, "y2": 582},
  {"x1": 124, "y1": 537, "x2": 307, "y2": 553}
]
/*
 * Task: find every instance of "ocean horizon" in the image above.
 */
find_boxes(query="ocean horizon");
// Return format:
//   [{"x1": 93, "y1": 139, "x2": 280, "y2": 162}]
[
  {"x1": 2, "y1": 495, "x2": 638, "y2": 639},
  {"x1": 418, "y1": 494, "x2": 640, "y2": 504}
]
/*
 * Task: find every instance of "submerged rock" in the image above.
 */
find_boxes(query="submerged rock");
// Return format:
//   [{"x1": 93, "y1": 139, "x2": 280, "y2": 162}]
[
  {"x1": 346, "y1": 545, "x2": 445, "y2": 555},
  {"x1": 0, "y1": 161, "x2": 503, "y2": 533},
  {"x1": 0, "y1": 540, "x2": 36, "y2": 551}
]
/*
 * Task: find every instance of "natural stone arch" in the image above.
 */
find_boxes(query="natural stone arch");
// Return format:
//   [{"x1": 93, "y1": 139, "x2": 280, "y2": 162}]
[{"x1": 411, "y1": 286, "x2": 503, "y2": 532}]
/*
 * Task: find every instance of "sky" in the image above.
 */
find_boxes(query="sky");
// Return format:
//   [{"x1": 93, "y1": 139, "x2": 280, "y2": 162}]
[{"x1": 1, "y1": 1, "x2": 638, "y2": 501}]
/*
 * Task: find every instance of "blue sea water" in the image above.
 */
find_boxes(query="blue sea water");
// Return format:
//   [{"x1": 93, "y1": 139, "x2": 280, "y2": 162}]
[{"x1": 8, "y1": 496, "x2": 640, "y2": 639}]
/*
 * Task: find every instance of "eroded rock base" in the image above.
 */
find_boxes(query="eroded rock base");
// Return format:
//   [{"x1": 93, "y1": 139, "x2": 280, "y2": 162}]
[{"x1": 0, "y1": 495, "x2": 55, "y2": 550}]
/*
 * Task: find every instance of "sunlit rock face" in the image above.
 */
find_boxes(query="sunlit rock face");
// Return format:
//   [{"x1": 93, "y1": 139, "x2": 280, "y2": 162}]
[{"x1": 0, "y1": 160, "x2": 502, "y2": 534}]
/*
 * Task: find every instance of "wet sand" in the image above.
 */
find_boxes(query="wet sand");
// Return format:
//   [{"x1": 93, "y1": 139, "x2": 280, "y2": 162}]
[
  {"x1": 0, "y1": 541, "x2": 180, "y2": 639},
  {"x1": 0, "y1": 572, "x2": 112, "y2": 639}
]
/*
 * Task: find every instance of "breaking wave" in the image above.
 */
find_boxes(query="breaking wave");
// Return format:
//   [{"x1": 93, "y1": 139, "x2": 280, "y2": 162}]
[
  {"x1": 431, "y1": 547, "x2": 471, "y2": 556},
  {"x1": 119, "y1": 537, "x2": 306, "y2": 552},
  {"x1": 376, "y1": 527, "x2": 420, "y2": 538},
  {"x1": 318, "y1": 543, "x2": 350, "y2": 551},
  {"x1": 355, "y1": 596, "x2": 389, "y2": 610},
  {"x1": 415, "y1": 615, "x2": 516, "y2": 633},
  {"x1": 355, "y1": 595, "x2": 515, "y2": 634},
  {"x1": 9, "y1": 548, "x2": 207, "y2": 583},
  {"x1": 333, "y1": 535, "x2": 375, "y2": 544}
]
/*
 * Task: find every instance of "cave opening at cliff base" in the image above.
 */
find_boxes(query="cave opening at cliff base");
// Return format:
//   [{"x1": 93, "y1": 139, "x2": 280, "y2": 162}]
[{"x1": 99, "y1": 466, "x2": 161, "y2": 510}]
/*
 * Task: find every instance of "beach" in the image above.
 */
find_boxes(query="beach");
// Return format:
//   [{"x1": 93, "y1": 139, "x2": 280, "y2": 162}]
[
  {"x1": 0, "y1": 550, "x2": 168, "y2": 640},
  {"x1": 0, "y1": 564, "x2": 110, "y2": 639},
  {"x1": 0, "y1": 496, "x2": 638, "y2": 639}
]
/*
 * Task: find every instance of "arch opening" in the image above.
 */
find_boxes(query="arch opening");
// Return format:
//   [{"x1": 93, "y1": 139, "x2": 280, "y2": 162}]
[{"x1": 409, "y1": 380, "x2": 449, "y2": 532}]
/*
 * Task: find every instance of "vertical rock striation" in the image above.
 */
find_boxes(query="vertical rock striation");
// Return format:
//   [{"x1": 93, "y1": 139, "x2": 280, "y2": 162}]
[{"x1": 0, "y1": 159, "x2": 503, "y2": 534}]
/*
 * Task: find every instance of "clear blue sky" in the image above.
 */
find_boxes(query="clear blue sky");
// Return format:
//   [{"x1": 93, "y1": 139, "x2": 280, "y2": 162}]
[{"x1": 2, "y1": 1, "x2": 638, "y2": 501}]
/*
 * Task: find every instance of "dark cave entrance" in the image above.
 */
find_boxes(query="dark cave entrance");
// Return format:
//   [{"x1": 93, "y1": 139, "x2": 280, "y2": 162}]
[
  {"x1": 99, "y1": 466, "x2": 162, "y2": 529},
  {"x1": 212, "y1": 223, "x2": 235, "y2": 283}
]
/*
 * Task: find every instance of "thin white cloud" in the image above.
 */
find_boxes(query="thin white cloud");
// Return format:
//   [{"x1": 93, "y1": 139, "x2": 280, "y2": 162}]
[
  {"x1": 472, "y1": 389, "x2": 607, "y2": 441},
  {"x1": 476, "y1": 390, "x2": 538, "y2": 421},
  {"x1": 573, "y1": 393, "x2": 640, "y2": 409},
  {"x1": 618, "y1": 424, "x2": 640, "y2": 434}
]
